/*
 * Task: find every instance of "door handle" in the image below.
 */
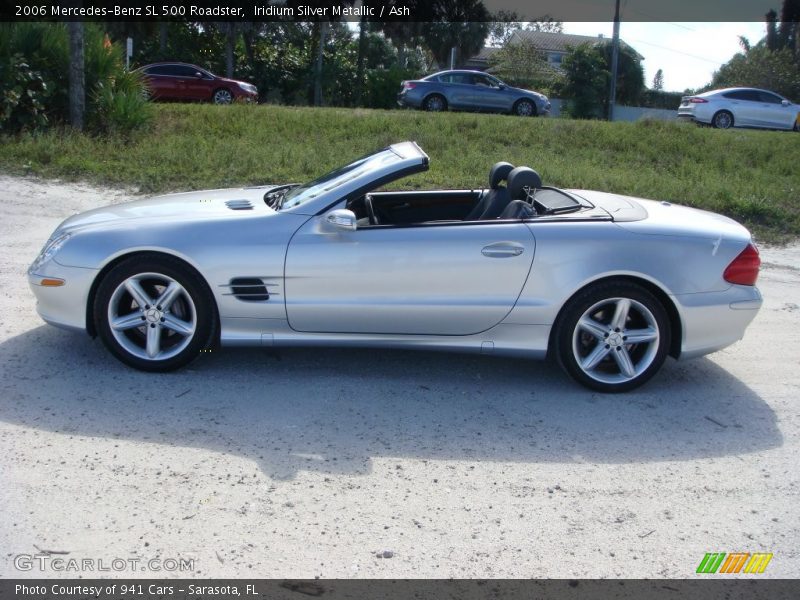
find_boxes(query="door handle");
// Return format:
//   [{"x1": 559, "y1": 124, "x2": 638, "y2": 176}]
[{"x1": 481, "y1": 242, "x2": 524, "y2": 258}]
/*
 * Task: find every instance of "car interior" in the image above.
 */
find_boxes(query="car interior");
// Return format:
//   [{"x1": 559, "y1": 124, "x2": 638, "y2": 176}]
[{"x1": 345, "y1": 162, "x2": 586, "y2": 227}]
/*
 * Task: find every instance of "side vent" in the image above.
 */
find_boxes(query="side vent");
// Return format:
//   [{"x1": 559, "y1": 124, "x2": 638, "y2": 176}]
[
  {"x1": 229, "y1": 278, "x2": 269, "y2": 301},
  {"x1": 225, "y1": 199, "x2": 253, "y2": 210}
]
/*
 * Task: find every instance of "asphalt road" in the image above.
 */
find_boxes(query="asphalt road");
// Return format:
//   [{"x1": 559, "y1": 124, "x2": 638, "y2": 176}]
[{"x1": 0, "y1": 175, "x2": 797, "y2": 578}]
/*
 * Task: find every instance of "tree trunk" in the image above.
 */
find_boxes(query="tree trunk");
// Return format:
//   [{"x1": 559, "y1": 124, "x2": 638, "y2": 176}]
[
  {"x1": 68, "y1": 21, "x2": 85, "y2": 131},
  {"x1": 313, "y1": 21, "x2": 328, "y2": 106},
  {"x1": 158, "y1": 23, "x2": 168, "y2": 59},
  {"x1": 225, "y1": 23, "x2": 235, "y2": 78},
  {"x1": 354, "y1": 17, "x2": 367, "y2": 106}
]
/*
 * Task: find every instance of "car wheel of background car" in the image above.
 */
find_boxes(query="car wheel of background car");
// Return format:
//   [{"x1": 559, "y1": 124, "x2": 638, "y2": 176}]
[
  {"x1": 513, "y1": 99, "x2": 536, "y2": 117},
  {"x1": 94, "y1": 254, "x2": 217, "y2": 372},
  {"x1": 213, "y1": 88, "x2": 233, "y2": 104},
  {"x1": 423, "y1": 94, "x2": 447, "y2": 112},
  {"x1": 554, "y1": 280, "x2": 670, "y2": 393},
  {"x1": 712, "y1": 110, "x2": 734, "y2": 129}
]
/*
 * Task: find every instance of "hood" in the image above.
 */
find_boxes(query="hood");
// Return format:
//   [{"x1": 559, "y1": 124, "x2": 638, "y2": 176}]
[
  {"x1": 58, "y1": 186, "x2": 280, "y2": 233},
  {"x1": 512, "y1": 86, "x2": 548, "y2": 102}
]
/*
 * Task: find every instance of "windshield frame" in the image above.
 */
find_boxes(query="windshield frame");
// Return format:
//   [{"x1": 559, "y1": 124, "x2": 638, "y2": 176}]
[{"x1": 279, "y1": 142, "x2": 429, "y2": 216}]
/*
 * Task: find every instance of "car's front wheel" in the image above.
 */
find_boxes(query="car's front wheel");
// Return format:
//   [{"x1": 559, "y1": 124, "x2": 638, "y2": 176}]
[
  {"x1": 213, "y1": 88, "x2": 233, "y2": 104},
  {"x1": 94, "y1": 255, "x2": 217, "y2": 372},
  {"x1": 514, "y1": 99, "x2": 536, "y2": 117},
  {"x1": 554, "y1": 280, "x2": 670, "y2": 393}
]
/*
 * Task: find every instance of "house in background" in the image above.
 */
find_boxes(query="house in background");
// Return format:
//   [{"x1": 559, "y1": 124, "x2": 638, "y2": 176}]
[{"x1": 464, "y1": 30, "x2": 642, "y2": 72}]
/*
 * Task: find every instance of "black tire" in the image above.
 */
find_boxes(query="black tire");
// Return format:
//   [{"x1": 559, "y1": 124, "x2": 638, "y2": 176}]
[
  {"x1": 513, "y1": 98, "x2": 537, "y2": 117},
  {"x1": 94, "y1": 254, "x2": 217, "y2": 372},
  {"x1": 712, "y1": 110, "x2": 734, "y2": 129},
  {"x1": 212, "y1": 88, "x2": 233, "y2": 104},
  {"x1": 423, "y1": 94, "x2": 447, "y2": 112},
  {"x1": 553, "y1": 280, "x2": 671, "y2": 393}
]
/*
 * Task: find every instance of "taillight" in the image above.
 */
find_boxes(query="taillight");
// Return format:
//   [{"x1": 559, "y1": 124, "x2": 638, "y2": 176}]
[
  {"x1": 689, "y1": 97, "x2": 708, "y2": 103},
  {"x1": 724, "y1": 243, "x2": 760, "y2": 286},
  {"x1": 403, "y1": 82, "x2": 416, "y2": 90}
]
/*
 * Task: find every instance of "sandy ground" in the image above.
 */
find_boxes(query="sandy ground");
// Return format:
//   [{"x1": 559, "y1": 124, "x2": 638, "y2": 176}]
[{"x1": 0, "y1": 174, "x2": 797, "y2": 579}]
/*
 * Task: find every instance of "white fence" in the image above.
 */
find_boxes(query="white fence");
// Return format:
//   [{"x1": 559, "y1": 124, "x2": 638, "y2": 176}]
[{"x1": 547, "y1": 99, "x2": 676, "y2": 122}]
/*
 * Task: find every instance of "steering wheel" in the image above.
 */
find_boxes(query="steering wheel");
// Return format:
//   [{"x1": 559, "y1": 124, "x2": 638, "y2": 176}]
[{"x1": 364, "y1": 193, "x2": 379, "y2": 225}]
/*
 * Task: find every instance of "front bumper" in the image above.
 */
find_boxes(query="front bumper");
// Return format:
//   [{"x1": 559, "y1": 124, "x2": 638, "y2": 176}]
[
  {"x1": 675, "y1": 284, "x2": 763, "y2": 359},
  {"x1": 28, "y1": 262, "x2": 99, "y2": 333}
]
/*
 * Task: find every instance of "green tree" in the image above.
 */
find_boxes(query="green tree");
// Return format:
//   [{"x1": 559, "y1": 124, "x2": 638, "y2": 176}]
[
  {"x1": 560, "y1": 41, "x2": 644, "y2": 118},
  {"x1": 652, "y1": 68, "x2": 664, "y2": 90},
  {"x1": 560, "y1": 43, "x2": 606, "y2": 118},
  {"x1": 418, "y1": 0, "x2": 490, "y2": 67},
  {"x1": 711, "y1": 44, "x2": 800, "y2": 100},
  {"x1": 488, "y1": 39, "x2": 561, "y2": 93}
]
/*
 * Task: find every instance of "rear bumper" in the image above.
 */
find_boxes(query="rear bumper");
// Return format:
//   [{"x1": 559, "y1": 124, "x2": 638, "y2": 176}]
[{"x1": 675, "y1": 285, "x2": 762, "y2": 359}]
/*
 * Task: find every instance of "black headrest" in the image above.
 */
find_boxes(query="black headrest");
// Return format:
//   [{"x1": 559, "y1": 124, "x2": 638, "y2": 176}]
[
  {"x1": 489, "y1": 161, "x2": 514, "y2": 189},
  {"x1": 507, "y1": 167, "x2": 542, "y2": 200}
]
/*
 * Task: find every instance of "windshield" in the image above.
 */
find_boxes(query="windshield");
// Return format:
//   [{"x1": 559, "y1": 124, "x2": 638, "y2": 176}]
[{"x1": 281, "y1": 147, "x2": 405, "y2": 210}]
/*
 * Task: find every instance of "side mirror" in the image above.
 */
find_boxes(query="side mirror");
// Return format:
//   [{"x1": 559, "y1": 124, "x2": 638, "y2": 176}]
[
  {"x1": 782, "y1": 99, "x2": 790, "y2": 106},
  {"x1": 194, "y1": 71, "x2": 204, "y2": 78},
  {"x1": 498, "y1": 83, "x2": 506, "y2": 90},
  {"x1": 326, "y1": 209, "x2": 357, "y2": 231}
]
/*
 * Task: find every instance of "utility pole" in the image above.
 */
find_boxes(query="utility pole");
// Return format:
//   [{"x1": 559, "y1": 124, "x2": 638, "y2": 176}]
[
  {"x1": 68, "y1": 21, "x2": 85, "y2": 131},
  {"x1": 608, "y1": 0, "x2": 621, "y2": 121}
]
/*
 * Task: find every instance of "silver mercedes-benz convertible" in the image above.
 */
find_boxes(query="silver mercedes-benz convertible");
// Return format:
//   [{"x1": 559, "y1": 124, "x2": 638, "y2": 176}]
[{"x1": 28, "y1": 142, "x2": 762, "y2": 392}]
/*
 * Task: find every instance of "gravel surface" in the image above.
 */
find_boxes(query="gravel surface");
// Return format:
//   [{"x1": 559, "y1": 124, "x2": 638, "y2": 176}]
[{"x1": 0, "y1": 175, "x2": 797, "y2": 579}]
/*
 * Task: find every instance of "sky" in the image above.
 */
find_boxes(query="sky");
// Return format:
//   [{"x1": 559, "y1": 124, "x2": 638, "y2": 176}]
[{"x1": 562, "y1": 22, "x2": 768, "y2": 92}]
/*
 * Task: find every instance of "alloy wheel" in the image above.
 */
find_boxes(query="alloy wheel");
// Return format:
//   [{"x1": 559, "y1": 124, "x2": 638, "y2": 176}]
[
  {"x1": 107, "y1": 272, "x2": 197, "y2": 361},
  {"x1": 571, "y1": 297, "x2": 660, "y2": 386}
]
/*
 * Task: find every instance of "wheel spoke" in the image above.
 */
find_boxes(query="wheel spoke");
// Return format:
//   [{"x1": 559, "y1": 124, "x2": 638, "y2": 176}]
[
  {"x1": 125, "y1": 279, "x2": 152, "y2": 309},
  {"x1": 111, "y1": 313, "x2": 144, "y2": 331},
  {"x1": 156, "y1": 281, "x2": 182, "y2": 310},
  {"x1": 578, "y1": 317, "x2": 607, "y2": 340},
  {"x1": 625, "y1": 327, "x2": 658, "y2": 344},
  {"x1": 610, "y1": 298, "x2": 630, "y2": 331},
  {"x1": 613, "y1": 347, "x2": 636, "y2": 378},
  {"x1": 581, "y1": 343, "x2": 611, "y2": 371},
  {"x1": 146, "y1": 325, "x2": 161, "y2": 358},
  {"x1": 162, "y1": 314, "x2": 194, "y2": 336}
]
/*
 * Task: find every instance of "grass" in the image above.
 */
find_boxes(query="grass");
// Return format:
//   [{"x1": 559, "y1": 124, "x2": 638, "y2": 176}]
[{"x1": 1, "y1": 103, "x2": 798, "y2": 242}]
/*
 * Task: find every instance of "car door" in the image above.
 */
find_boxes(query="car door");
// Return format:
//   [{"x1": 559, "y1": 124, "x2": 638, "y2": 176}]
[
  {"x1": 441, "y1": 73, "x2": 476, "y2": 109},
  {"x1": 469, "y1": 74, "x2": 509, "y2": 111},
  {"x1": 732, "y1": 90, "x2": 763, "y2": 127},
  {"x1": 173, "y1": 65, "x2": 209, "y2": 101},
  {"x1": 144, "y1": 65, "x2": 177, "y2": 99},
  {"x1": 284, "y1": 217, "x2": 535, "y2": 335},
  {"x1": 756, "y1": 91, "x2": 795, "y2": 129}
]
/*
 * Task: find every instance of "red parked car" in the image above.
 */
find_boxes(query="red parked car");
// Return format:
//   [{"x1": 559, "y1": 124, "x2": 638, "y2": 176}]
[{"x1": 136, "y1": 62, "x2": 258, "y2": 104}]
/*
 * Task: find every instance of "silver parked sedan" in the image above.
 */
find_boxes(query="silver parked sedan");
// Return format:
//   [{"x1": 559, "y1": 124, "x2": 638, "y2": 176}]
[
  {"x1": 678, "y1": 87, "x2": 799, "y2": 130},
  {"x1": 29, "y1": 142, "x2": 762, "y2": 392},
  {"x1": 398, "y1": 70, "x2": 550, "y2": 117}
]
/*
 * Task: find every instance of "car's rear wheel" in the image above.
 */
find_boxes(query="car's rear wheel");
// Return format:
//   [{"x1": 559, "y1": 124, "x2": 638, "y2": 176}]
[
  {"x1": 94, "y1": 255, "x2": 217, "y2": 372},
  {"x1": 712, "y1": 110, "x2": 734, "y2": 129},
  {"x1": 554, "y1": 280, "x2": 670, "y2": 393},
  {"x1": 213, "y1": 88, "x2": 233, "y2": 104},
  {"x1": 514, "y1": 99, "x2": 536, "y2": 117},
  {"x1": 423, "y1": 94, "x2": 447, "y2": 112}
]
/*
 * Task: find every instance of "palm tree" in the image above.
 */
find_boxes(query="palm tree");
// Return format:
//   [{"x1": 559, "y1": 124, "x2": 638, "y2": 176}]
[{"x1": 68, "y1": 21, "x2": 85, "y2": 130}]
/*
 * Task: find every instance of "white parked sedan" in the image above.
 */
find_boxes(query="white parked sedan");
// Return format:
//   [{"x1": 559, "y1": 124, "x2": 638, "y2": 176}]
[{"x1": 678, "y1": 87, "x2": 799, "y2": 130}]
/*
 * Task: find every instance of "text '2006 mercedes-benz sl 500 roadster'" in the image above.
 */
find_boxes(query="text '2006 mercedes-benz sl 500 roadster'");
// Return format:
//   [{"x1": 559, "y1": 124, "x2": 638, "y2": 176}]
[{"x1": 28, "y1": 142, "x2": 762, "y2": 392}]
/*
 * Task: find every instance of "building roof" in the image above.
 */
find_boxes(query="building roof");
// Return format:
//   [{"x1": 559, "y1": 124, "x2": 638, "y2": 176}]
[{"x1": 511, "y1": 30, "x2": 643, "y2": 59}]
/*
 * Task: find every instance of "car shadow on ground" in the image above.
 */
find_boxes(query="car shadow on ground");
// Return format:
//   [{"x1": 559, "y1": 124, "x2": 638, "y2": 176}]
[{"x1": 0, "y1": 326, "x2": 783, "y2": 479}]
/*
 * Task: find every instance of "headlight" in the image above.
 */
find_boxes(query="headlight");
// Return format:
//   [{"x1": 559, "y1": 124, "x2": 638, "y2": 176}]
[
  {"x1": 30, "y1": 232, "x2": 71, "y2": 272},
  {"x1": 238, "y1": 82, "x2": 257, "y2": 94}
]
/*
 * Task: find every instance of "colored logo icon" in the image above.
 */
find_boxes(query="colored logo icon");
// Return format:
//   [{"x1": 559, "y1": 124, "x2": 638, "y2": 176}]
[{"x1": 696, "y1": 552, "x2": 773, "y2": 574}]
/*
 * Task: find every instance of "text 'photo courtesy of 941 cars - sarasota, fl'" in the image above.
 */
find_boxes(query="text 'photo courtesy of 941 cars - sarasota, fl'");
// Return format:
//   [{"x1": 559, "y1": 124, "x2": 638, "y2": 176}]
[{"x1": 28, "y1": 142, "x2": 763, "y2": 393}]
